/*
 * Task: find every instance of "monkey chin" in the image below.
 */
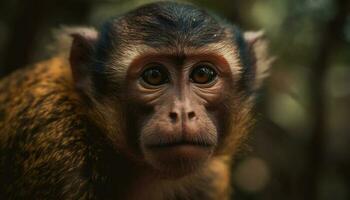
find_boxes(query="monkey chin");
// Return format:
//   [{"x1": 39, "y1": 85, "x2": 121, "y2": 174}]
[{"x1": 143, "y1": 144, "x2": 214, "y2": 178}]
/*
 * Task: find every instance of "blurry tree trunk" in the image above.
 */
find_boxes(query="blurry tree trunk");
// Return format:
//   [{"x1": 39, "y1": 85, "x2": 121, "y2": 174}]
[
  {"x1": 305, "y1": 0, "x2": 349, "y2": 200},
  {"x1": 1, "y1": 0, "x2": 51, "y2": 76},
  {"x1": 0, "y1": 0, "x2": 93, "y2": 77}
]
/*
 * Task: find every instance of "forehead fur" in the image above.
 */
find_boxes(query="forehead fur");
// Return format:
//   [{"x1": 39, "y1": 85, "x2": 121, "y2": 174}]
[
  {"x1": 93, "y1": 1, "x2": 241, "y2": 59},
  {"x1": 94, "y1": 3, "x2": 244, "y2": 66},
  {"x1": 116, "y1": 1, "x2": 225, "y2": 48}
]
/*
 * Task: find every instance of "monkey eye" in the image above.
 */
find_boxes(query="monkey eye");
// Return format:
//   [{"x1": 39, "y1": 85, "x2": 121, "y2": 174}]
[
  {"x1": 141, "y1": 65, "x2": 169, "y2": 86},
  {"x1": 190, "y1": 63, "x2": 217, "y2": 84}
]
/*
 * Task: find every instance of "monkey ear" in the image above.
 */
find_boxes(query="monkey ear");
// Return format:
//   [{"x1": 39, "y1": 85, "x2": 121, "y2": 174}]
[
  {"x1": 244, "y1": 31, "x2": 273, "y2": 90},
  {"x1": 69, "y1": 28, "x2": 99, "y2": 90}
]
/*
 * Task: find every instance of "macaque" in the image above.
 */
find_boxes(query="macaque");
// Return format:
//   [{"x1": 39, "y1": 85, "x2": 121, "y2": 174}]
[{"x1": 0, "y1": 2, "x2": 271, "y2": 199}]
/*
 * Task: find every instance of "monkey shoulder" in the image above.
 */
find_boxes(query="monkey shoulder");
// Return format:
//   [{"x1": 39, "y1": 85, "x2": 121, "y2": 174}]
[
  {"x1": 0, "y1": 57, "x2": 94, "y2": 199},
  {"x1": 0, "y1": 56, "x2": 85, "y2": 146}
]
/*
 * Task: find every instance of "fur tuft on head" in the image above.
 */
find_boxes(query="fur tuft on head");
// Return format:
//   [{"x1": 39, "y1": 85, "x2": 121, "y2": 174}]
[
  {"x1": 49, "y1": 26, "x2": 98, "y2": 57},
  {"x1": 244, "y1": 31, "x2": 274, "y2": 91}
]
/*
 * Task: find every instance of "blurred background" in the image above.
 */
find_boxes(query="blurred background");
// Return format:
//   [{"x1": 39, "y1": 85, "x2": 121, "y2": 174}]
[{"x1": 0, "y1": 0, "x2": 349, "y2": 199}]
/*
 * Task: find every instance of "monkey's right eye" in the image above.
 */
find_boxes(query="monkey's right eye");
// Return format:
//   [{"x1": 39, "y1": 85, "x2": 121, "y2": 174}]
[{"x1": 141, "y1": 66, "x2": 169, "y2": 86}]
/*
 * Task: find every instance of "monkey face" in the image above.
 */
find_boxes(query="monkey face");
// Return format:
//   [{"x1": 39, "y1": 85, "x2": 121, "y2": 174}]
[
  {"x1": 68, "y1": 1, "x2": 270, "y2": 178},
  {"x1": 124, "y1": 53, "x2": 234, "y2": 176}
]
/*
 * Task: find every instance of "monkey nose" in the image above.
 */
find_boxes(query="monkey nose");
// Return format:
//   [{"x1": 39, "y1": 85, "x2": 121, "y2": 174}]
[
  {"x1": 169, "y1": 112, "x2": 178, "y2": 123},
  {"x1": 187, "y1": 111, "x2": 196, "y2": 120},
  {"x1": 168, "y1": 110, "x2": 196, "y2": 123}
]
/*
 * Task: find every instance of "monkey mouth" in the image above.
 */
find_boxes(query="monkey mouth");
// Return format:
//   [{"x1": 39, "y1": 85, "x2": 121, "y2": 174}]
[
  {"x1": 146, "y1": 140, "x2": 214, "y2": 149},
  {"x1": 142, "y1": 132, "x2": 217, "y2": 170},
  {"x1": 142, "y1": 137, "x2": 216, "y2": 176},
  {"x1": 145, "y1": 139, "x2": 215, "y2": 162}
]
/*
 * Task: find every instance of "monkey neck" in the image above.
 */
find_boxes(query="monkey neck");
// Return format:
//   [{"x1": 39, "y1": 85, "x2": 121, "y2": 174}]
[{"x1": 123, "y1": 156, "x2": 231, "y2": 200}]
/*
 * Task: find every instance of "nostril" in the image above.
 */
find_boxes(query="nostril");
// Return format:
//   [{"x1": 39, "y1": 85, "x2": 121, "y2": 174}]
[
  {"x1": 187, "y1": 111, "x2": 196, "y2": 120},
  {"x1": 169, "y1": 112, "x2": 178, "y2": 123}
]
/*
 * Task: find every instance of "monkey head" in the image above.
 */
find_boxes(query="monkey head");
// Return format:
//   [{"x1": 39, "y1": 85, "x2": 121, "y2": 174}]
[{"x1": 68, "y1": 2, "x2": 271, "y2": 177}]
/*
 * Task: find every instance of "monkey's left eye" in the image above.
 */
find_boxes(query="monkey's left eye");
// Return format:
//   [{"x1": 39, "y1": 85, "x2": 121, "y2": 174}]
[
  {"x1": 190, "y1": 63, "x2": 217, "y2": 84},
  {"x1": 141, "y1": 66, "x2": 169, "y2": 86}
]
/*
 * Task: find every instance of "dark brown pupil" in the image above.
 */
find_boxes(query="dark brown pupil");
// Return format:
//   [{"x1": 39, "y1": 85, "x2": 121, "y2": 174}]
[
  {"x1": 191, "y1": 66, "x2": 216, "y2": 84},
  {"x1": 142, "y1": 67, "x2": 168, "y2": 85}
]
